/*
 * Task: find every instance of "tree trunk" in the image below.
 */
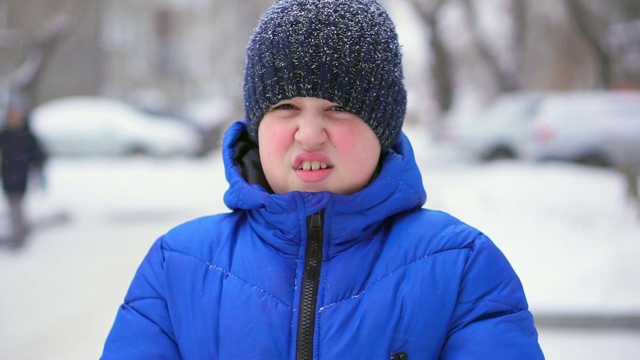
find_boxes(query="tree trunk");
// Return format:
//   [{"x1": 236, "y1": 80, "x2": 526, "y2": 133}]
[
  {"x1": 407, "y1": 0, "x2": 454, "y2": 116},
  {"x1": 461, "y1": 0, "x2": 518, "y2": 93},
  {"x1": 565, "y1": 0, "x2": 612, "y2": 89},
  {"x1": 510, "y1": 0, "x2": 527, "y2": 87},
  {"x1": 6, "y1": 1, "x2": 81, "y2": 103}
]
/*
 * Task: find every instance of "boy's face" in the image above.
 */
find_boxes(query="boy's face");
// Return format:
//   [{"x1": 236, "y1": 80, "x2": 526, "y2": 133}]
[{"x1": 258, "y1": 97, "x2": 381, "y2": 195}]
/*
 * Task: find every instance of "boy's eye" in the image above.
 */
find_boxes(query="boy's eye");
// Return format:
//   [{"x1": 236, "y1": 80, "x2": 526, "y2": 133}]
[
  {"x1": 329, "y1": 105, "x2": 350, "y2": 112},
  {"x1": 270, "y1": 103, "x2": 296, "y2": 111}
]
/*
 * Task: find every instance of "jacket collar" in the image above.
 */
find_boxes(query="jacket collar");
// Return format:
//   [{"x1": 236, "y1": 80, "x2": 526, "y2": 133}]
[{"x1": 222, "y1": 120, "x2": 427, "y2": 257}]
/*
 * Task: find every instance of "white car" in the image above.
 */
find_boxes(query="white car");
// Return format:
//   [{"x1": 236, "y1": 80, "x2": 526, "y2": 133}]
[
  {"x1": 437, "y1": 90, "x2": 640, "y2": 167},
  {"x1": 525, "y1": 91, "x2": 640, "y2": 167},
  {"x1": 435, "y1": 92, "x2": 544, "y2": 161},
  {"x1": 180, "y1": 96, "x2": 236, "y2": 153},
  {"x1": 31, "y1": 96, "x2": 204, "y2": 157}
]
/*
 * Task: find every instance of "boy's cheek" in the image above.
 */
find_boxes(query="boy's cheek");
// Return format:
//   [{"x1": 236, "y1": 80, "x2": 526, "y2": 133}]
[
  {"x1": 331, "y1": 128, "x2": 359, "y2": 149},
  {"x1": 332, "y1": 123, "x2": 379, "y2": 152},
  {"x1": 259, "y1": 122, "x2": 292, "y2": 147},
  {"x1": 264, "y1": 131, "x2": 293, "y2": 153}
]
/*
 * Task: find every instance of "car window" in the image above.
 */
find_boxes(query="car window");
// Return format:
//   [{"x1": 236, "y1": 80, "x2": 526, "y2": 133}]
[
  {"x1": 538, "y1": 94, "x2": 640, "y2": 122},
  {"x1": 485, "y1": 95, "x2": 541, "y2": 123}
]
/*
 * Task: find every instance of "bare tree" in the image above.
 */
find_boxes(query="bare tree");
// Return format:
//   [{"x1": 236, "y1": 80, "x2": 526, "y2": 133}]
[
  {"x1": 564, "y1": 0, "x2": 613, "y2": 89},
  {"x1": 508, "y1": 0, "x2": 528, "y2": 89},
  {"x1": 0, "y1": 0, "x2": 83, "y2": 103},
  {"x1": 10, "y1": 16, "x2": 71, "y2": 99},
  {"x1": 619, "y1": 0, "x2": 640, "y2": 21},
  {"x1": 407, "y1": 0, "x2": 455, "y2": 116},
  {"x1": 460, "y1": 0, "x2": 520, "y2": 93},
  {"x1": 511, "y1": 0, "x2": 528, "y2": 56}
]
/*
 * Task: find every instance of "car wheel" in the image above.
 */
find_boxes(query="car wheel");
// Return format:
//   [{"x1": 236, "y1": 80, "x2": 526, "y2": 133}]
[
  {"x1": 578, "y1": 152, "x2": 611, "y2": 167},
  {"x1": 484, "y1": 147, "x2": 515, "y2": 161},
  {"x1": 126, "y1": 145, "x2": 148, "y2": 157}
]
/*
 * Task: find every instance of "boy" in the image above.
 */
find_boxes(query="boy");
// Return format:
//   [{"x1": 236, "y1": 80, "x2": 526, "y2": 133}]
[{"x1": 102, "y1": 0, "x2": 544, "y2": 358}]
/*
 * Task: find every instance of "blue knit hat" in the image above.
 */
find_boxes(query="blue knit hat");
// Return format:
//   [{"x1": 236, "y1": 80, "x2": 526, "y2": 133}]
[{"x1": 243, "y1": 0, "x2": 407, "y2": 150}]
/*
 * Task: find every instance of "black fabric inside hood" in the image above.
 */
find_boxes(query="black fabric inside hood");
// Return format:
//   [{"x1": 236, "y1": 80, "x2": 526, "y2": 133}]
[{"x1": 232, "y1": 130, "x2": 274, "y2": 193}]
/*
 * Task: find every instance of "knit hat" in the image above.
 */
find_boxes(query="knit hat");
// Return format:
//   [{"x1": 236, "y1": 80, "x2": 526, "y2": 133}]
[{"x1": 243, "y1": 0, "x2": 406, "y2": 150}]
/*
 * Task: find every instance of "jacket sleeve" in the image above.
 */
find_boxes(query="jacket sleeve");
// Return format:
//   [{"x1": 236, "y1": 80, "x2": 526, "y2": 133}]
[
  {"x1": 101, "y1": 237, "x2": 182, "y2": 360},
  {"x1": 440, "y1": 234, "x2": 545, "y2": 359}
]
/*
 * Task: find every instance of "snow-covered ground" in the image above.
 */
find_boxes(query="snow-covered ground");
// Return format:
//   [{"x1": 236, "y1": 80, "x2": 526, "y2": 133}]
[{"x1": 1, "y1": 124, "x2": 639, "y2": 359}]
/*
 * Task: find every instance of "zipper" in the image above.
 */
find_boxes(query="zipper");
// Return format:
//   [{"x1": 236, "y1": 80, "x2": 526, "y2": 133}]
[
  {"x1": 391, "y1": 351, "x2": 408, "y2": 360},
  {"x1": 296, "y1": 211, "x2": 324, "y2": 360}
]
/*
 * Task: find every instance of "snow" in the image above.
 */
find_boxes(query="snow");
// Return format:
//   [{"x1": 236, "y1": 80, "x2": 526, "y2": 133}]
[{"x1": 1, "y1": 124, "x2": 639, "y2": 359}]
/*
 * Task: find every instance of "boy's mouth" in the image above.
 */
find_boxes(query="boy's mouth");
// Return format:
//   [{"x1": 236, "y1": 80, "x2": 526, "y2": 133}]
[{"x1": 299, "y1": 161, "x2": 331, "y2": 171}]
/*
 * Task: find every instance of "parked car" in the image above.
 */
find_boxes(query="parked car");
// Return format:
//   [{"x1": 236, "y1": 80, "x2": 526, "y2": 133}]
[
  {"x1": 525, "y1": 90, "x2": 640, "y2": 167},
  {"x1": 31, "y1": 96, "x2": 204, "y2": 158},
  {"x1": 435, "y1": 92, "x2": 545, "y2": 162},
  {"x1": 436, "y1": 90, "x2": 640, "y2": 167},
  {"x1": 180, "y1": 96, "x2": 236, "y2": 154}
]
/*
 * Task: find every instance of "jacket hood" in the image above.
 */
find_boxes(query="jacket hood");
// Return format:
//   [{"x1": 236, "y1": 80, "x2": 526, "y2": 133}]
[{"x1": 221, "y1": 120, "x2": 427, "y2": 256}]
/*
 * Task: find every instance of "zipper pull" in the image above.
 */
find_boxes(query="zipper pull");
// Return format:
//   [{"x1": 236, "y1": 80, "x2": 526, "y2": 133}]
[
  {"x1": 391, "y1": 351, "x2": 408, "y2": 360},
  {"x1": 309, "y1": 211, "x2": 322, "y2": 229}
]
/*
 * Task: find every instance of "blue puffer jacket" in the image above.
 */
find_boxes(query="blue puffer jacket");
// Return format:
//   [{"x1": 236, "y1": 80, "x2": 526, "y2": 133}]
[{"x1": 102, "y1": 121, "x2": 544, "y2": 359}]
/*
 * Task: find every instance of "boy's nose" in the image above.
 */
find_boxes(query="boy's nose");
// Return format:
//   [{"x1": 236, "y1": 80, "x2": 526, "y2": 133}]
[{"x1": 294, "y1": 116, "x2": 327, "y2": 149}]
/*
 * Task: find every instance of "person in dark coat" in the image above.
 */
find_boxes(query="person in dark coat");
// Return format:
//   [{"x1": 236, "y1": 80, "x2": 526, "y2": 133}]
[{"x1": 0, "y1": 91, "x2": 47, "y2": 249}]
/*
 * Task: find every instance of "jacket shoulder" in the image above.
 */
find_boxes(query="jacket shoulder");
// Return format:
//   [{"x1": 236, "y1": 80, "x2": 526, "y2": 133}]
[
  {"x1": 159, "y1": 212, "x2": 244, "y2": 263},
  {"x1": 392, "y1": 208, "x2": 484, "y2": 253}
]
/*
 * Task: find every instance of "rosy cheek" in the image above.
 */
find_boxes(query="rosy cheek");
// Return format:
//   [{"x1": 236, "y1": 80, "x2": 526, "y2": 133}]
[
  {"x1": 269, "y1": 126, "x2": 295, "y2": 152},
  {"x1": 331, "y1": 124, "x2": 359, "y2": 149},
  {"x1": 332, "y1": 121, "x2": 381, "y2": 172},
  {"x1": 259, "y1": 120, "x2": 295, "y2": 157},
  {"x1": 333, "y1": 123, "x2": 377, "y2": 157}
]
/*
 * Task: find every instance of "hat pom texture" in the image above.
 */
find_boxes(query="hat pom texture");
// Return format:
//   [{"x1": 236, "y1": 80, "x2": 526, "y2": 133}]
[{"x1": 243, "y1": 0, "x2": 407, "y2": 150}]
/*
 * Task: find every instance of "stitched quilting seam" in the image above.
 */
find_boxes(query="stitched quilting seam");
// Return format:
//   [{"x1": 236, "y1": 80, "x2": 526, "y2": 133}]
[
  {"x1": 318, "y1": 246, "x2": 472, "y2": 312},
  {"x1": 166, "y1": 249, "x2": 293, "y2": 310}
]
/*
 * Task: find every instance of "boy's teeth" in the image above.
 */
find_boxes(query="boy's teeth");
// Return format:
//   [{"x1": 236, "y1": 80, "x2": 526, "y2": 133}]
[{"x1": 301, "y1": 161, "x2": 328, "y2": 171}]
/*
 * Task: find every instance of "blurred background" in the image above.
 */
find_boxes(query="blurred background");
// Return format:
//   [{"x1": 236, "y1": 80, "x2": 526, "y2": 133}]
[{"x1": 0, "y1": 0, "x2": 639, "y2": 359}]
